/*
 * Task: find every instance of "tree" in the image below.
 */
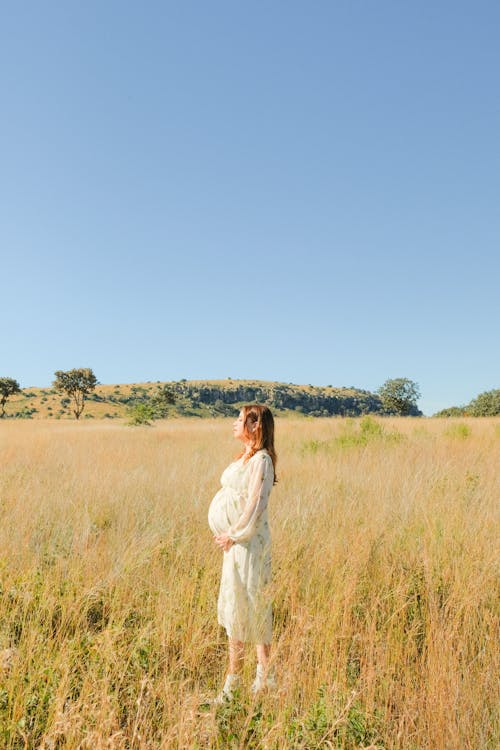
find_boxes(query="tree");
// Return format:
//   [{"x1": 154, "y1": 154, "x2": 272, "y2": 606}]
[
  {"x1": 127, "y1": 385, "x2": 176, "y2": 425},
  {"x1": 150, "y1": 385, "x2": 176, "y2": 418},
  {"x1": 0, "y1": 377, "x2": 21, "y2": 418},
  {"x1": 53, "y1": 368, "x2": 98, "y2": 420},
  {"x1": 468, "y1": 389, "x2": 500, "y2": 416},
  {"x1": 377, "y1": 378, "x2": 421, "y2": 416},
  {"x1": 127, "y1": 402, "x2": 156, "y2": 426}
]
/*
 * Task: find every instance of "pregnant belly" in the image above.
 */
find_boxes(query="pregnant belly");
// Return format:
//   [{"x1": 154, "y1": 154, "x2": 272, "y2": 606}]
[{"x1": 208, "y1": 487, "x2": 241, "y2": 536}]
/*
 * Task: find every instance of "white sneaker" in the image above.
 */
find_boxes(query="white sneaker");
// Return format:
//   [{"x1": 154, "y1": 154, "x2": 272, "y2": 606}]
[
  {"x1": 212, "y1": 673, "x2": 241, "y2": 705},
  {"x1": 251, "y1": 664, "x2": 277, "y2": 695}
]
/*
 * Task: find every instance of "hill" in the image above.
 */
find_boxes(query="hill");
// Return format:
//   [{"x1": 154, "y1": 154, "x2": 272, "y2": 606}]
[{"x1": 3, "y1": 379, "x2": 392, "y2": 420}]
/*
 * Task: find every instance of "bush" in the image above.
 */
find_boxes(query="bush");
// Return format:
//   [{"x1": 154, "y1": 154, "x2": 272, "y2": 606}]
[
  {"x1": 127, "y1": 403, "x2": 156, "y2": 426},
  {"x1": 11, "y1": 408, "x2": 36, "y2": 419},
  {"x1": 434, "y1": 406, "x2": 467, "y2": 417}
]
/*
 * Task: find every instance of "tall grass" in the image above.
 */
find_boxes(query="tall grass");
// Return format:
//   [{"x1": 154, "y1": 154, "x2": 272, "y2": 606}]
[{"x1": 0, "y1": 417, "x2": 498, "y2": 749}]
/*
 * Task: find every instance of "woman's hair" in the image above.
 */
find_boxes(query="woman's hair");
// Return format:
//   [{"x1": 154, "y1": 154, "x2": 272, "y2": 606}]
[{"x1": 237, "y1": 404, "x2": 278, "y2": 482}]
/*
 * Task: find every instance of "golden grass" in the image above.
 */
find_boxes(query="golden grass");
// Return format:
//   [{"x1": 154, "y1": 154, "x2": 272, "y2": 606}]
[{"x1": 0, "y1": 417, "x2": 498, "y2": 749}]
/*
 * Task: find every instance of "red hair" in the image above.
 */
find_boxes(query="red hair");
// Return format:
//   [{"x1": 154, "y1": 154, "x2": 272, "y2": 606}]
[{"x1": 237, "y1": 404, "x2": 277, "y2": 482}]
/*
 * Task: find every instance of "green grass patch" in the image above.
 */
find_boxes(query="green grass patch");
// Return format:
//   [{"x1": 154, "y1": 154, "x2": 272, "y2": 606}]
[
  {"x1": 302, "y1": 417, "x2": 404, "y2": 453},
  {"x1": 444, "y1": 422, "x2": 471, "y2": 439}
]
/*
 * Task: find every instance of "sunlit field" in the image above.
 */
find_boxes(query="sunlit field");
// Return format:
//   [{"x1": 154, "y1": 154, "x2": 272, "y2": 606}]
[{"x1": 0, "y1": 417, "x2": 498, "y2": 749}]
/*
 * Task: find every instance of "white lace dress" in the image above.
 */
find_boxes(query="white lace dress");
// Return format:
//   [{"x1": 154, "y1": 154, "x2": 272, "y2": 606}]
[{"x1": 208, "y1": 450, "x2": 274, "y2": 644}]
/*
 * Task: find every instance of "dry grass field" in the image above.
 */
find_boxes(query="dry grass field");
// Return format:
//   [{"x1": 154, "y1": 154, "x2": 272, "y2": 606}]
[{"x1": 0, "y1": 416, "x2": 498, "y2": 749}]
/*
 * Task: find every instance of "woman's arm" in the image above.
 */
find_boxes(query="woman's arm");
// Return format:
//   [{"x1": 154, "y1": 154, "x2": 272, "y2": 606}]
[{"x1": 227, "y1": 453, "x2": 274, "y2": 543}]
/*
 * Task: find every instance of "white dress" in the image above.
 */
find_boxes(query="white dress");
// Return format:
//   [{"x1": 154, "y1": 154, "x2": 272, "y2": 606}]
[{"x1": 208, "y1": 450, "x2": 274, "y2": 644}]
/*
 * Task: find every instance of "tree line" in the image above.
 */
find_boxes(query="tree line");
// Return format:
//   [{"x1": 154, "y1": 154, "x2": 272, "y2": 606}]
[
  {"x1": 433, "y1": 389, "x2": 500, "y2": 417},
  {"x1": 5, "y1": 371, "x2": 497, "y2": 420},
  {"x1": 0, "y1": 371, "x2": 427, "y2": 420}
]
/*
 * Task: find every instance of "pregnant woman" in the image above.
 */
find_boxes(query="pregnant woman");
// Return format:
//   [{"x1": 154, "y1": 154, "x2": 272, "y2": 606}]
[{"x1": 208, "y1": 404, "x2": 277, "y2": 702}]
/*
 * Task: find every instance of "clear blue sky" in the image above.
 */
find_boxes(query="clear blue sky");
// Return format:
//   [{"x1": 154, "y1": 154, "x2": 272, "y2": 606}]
[{"x1": 1, "y1": 1, "x2": 499, "y2": 415}]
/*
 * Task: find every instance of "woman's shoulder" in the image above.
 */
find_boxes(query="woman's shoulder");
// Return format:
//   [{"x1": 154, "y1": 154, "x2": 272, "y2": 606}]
[
  {"x1": 250, "y1": 449, "x2": 273, "y2": 470},
  {"x1": 251, "y1": 448, "x2": 271, "y2": 460}
]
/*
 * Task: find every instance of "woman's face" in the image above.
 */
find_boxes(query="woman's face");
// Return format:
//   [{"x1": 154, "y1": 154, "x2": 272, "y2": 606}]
[{"x1": 232, "y1": 410, "x2": 255, "y2": 443}]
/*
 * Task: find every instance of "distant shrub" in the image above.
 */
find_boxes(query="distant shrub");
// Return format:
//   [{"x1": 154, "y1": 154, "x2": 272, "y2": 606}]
[
  {"x1": 127, "y1": 403, "x2": 155, "y2": 426},
  {"x1": 124, "y1": 386, "x2": 176, "y2": 424},
  {"x1": 12, "y1": 408, "x2": 36, "y2": 419},
  {"x1": 434, "y1": 406, "x2": 467, "y2": 417}
]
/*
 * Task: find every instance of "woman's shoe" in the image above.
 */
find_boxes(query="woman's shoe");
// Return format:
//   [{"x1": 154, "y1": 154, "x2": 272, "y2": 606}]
[
  {"x1": 212, "y1": 673, "x2": 241, "y2": 705},
  {"x1": 251, "y1": 663, "x2": 277, "y2": 695}
]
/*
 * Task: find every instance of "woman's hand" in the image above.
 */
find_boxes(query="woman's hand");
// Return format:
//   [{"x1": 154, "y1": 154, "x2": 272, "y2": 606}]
[{"x1": 214, "y1": 534, "x2": 234, "y2": 552}]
